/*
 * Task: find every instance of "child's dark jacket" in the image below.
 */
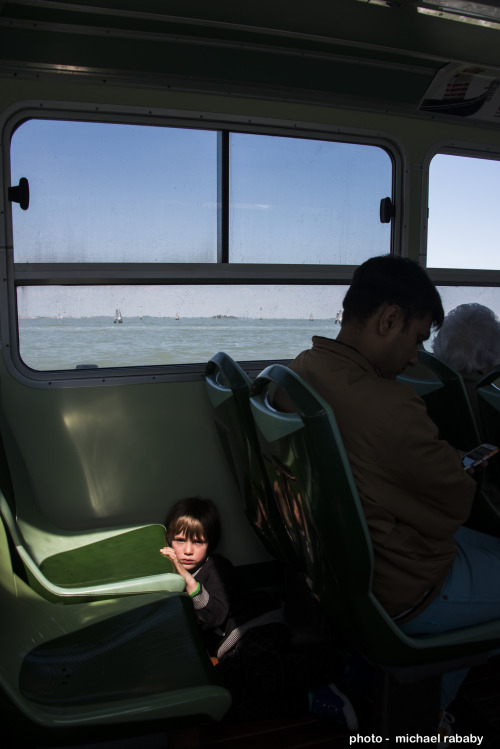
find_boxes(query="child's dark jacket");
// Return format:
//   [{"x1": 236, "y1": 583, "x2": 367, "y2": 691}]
[{"x1": 192, "y1": 554, "x2": 284, "y2": 659}]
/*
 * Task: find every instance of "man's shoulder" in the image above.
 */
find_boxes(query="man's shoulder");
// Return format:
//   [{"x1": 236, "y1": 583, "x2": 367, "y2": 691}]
[
  {"x1": 290, "y1": 341, "x2": 426, "y2": 419},
  {"x1": 342, "y1": 370, "x2": 425, "y2": 420},
  {"x1": 291, "y1": 338, "x2": 418, "y2": 394},
  {"x1": 291, "y1": 336, "x2": 352, "y2": 372}
]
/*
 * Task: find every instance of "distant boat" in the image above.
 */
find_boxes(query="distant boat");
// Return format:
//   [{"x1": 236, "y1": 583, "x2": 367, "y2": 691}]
[
  {"x1": 176, "y1": 312, "x2": 179, "y2": 321},
  {"x1": 309, "y1": 313, "x2": 313, "y2": 322},
  {"x1": 114, "y1": 309, "x2": 123, "y2": 323}
]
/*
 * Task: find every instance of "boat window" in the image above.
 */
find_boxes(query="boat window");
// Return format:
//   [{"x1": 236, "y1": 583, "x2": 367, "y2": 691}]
[
  {"x1": 23, "y1": 284, "x2": 500, "y2": 372},
  {"x1": 427, "y1": 152, "x2": 500, "y2": 270},
  {"x1": 11, "y1": 120, "x2": 219, "y2": 264},
  {"x1": 7, "y1": 115, "x2": 393, "y2": 378},
  {"x1": 11, "y1": 119, "x2": 391, "y2": 266},
  {"x1": 228, "y1": 133, "x2": 391, "y2": 264},
  {"x1": 16, "y1": 285, "x2": 348, "y2": 370}
]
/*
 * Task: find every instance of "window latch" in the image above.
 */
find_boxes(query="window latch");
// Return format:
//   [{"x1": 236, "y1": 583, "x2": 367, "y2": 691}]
[
  {"x1": 8, "y1": 177, "x2": 30, "y2": 210},
  {"x1": 380, "y1": 196, "x2": 395, "y2": 223}
]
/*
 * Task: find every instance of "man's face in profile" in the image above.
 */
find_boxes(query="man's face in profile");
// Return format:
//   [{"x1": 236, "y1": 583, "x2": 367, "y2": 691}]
[{"x1": 378, "y1": 312, "x2": 432, "y2": 380}]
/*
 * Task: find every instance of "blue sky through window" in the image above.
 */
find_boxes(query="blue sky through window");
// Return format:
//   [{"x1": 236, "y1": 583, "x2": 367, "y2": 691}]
[{"x1": 10, "y1": 118, "x2": 391, "y2": 320}]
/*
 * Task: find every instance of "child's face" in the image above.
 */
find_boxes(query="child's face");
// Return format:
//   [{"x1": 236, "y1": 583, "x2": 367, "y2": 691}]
[{"x1": 171, "y1": 532, "x2": 208, "y2": 572}]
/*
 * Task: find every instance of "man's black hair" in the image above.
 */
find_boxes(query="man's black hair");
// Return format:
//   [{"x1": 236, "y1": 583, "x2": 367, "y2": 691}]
[{"x1": 342, "y1": 255, "x2": 444, "y2": 329}]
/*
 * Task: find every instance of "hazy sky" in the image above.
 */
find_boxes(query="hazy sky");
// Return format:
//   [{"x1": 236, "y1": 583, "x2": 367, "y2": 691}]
[{"x1": 16, "y1": 284, "x2": 350, "y2": 320}]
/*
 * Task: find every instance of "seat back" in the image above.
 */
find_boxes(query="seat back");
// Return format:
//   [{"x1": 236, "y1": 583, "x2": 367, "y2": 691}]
[
  {"x1": 0, "y1": 512, "x2": 230, "y2": 735},
  {"x1": 475, "y1": 370, "x2": 500, "y2": 511},
  {"x1": 249, "y1": 364, "x2": 388, "y2": 653},
  {"x1": 398, "y1": 349, "x2": 480, "y2": 450},
  {"x1": 400, "y1": 353, "x2": 500, "y2": 533},
  {"x1": 205, "y1": 352, "x2": 299, "y2": 567},
  {"x1": 249, "y1": 363, "x2": 500, "y2": 666},
  {"x1": 0, "y1": 384, "x2": 187, "y2": 601},
  {"x1": 477, "y1": 369, "x2": 500, "y2": 445},
  {"x1": 0, "y1": 492, "x2": 184, "y2": 602},
  {"x1": 0, "y1": 399, "x2": 229, "y2": 735}
]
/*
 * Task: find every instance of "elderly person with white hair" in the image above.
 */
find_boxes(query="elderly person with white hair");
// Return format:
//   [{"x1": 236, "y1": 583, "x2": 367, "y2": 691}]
[
  {"x1": 433, "y1": 303, "x2": 500, "y2": 377},
  {"x1": 433, "y1": 302, "x2": 500, "y2": 506}
]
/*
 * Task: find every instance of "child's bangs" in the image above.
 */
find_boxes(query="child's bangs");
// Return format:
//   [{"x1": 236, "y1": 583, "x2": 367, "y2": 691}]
[{"x1": 171, "y1": 515, "x2": 206, "y2": 542}]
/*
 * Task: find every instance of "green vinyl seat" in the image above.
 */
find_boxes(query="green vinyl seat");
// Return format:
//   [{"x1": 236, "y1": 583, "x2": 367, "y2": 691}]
[
  {"x1": 0, "y1": 412, "x2": 185, "y2": 602},
  {"x1": 0, "y1": 492, "x2": 185, "y2": 603},
  {"x1": 398, "y1": 348, "x2": 480, "y2": 450},
  {"x1": 205, "y1": 352, "x2": 299, "y2": 568},
  {"x1": 399, "y1": 350, "x2": 500, "y2": 534},
  {"x1": 477, "y1": 368, "x2": 500, "y2": 445},
  {"x1": 0, "y1": 516, "x2": 231, "y2": 741},
  {"x1": 475, "y1": 369, "x2": 500, "y2": 506},
  {"x1": 249, "y1": 363, "x2": 500, "y2": 737}
]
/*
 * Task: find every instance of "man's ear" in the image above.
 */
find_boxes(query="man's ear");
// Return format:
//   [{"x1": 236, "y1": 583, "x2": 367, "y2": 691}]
[{"x1": 378, "y1": 304, "x2": 403, "y2": 336}]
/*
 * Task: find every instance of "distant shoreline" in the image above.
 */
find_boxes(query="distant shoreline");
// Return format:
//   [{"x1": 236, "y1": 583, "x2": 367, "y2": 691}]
[{"x1": 19, "y1": 315, "x2": 336, "y2": 321}]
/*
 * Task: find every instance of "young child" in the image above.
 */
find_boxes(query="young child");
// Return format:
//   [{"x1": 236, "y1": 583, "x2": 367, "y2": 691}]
[
  {"x1": 160, "y1": 497, "x2": 359, "y2": 728},
  {"x1": 160, "y1": 496, "x2": 287, "y2": 664}
]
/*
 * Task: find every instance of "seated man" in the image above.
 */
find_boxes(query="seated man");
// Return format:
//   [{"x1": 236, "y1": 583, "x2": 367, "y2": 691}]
[{"x1": 278, "y1": 254, "x2": 500, "y2": 710}]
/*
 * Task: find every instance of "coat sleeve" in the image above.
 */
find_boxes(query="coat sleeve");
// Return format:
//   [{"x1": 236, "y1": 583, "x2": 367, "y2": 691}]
[
  {"x1": 191, "y1": 556, "x2": 235, "y2": 630},
  {"x1": 363, "y1": 389, "x2": 476, "y2": 539}
]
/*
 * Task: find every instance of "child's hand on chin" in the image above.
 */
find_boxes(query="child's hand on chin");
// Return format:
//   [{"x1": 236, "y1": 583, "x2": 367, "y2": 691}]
[
  {"x1": 160, "y1": 545, "x2": 183, "y2": 570},
  {"x1": 160, "y1": 546, "x2": 198, "y2": 594},
  {"x1": 160, "y1": 545, "x2": 175, "y2": 560}
]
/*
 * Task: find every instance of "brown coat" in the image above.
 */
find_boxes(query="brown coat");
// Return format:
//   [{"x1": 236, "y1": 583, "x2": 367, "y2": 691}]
[{"x1": 285, "y1": 336, "x2": 476, "y2": 619}]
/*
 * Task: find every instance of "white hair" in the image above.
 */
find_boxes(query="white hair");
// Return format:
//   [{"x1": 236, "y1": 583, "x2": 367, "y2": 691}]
[{"x1": 432, "y1": 303, "x2": 500, "y2": 374}]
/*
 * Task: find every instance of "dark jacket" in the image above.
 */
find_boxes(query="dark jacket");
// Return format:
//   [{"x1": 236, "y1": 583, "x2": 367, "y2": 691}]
[{"x1": 192, "y1": 554, "x2": 284, "y2": 659}]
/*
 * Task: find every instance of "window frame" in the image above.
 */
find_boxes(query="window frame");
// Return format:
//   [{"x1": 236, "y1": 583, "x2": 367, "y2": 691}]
[
  {"x1": 1, "y1": 102, "x2": 402, "y2": 387},
  {"x1": 422, "y1": 140, "x2": 500, "y2": 286}
]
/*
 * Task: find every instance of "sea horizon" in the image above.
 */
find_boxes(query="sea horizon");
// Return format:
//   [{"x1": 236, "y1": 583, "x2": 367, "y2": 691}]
[{"x1": 17, "y1": 316, "x2": 342, "y2": 370}]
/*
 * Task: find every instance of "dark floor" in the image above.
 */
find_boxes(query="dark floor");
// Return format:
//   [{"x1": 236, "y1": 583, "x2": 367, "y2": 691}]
[
  {"x1": 449, "y1": 656, "x2": 500, "y2": 748},
  {"x1": 169, "y1": 714, "x2": 349, "y2": 749},
  {"x1": 167, "y1": 655, "x2": 500, "y2": 749},
  {"x1": 7, "y1": 655, "x2": 500, "y2": 748}
]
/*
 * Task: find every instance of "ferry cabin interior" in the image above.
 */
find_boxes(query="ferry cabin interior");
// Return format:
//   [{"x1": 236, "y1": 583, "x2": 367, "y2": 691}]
[{"x1": 2, "y1": 1, "x2": 500, "y2": 746}]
